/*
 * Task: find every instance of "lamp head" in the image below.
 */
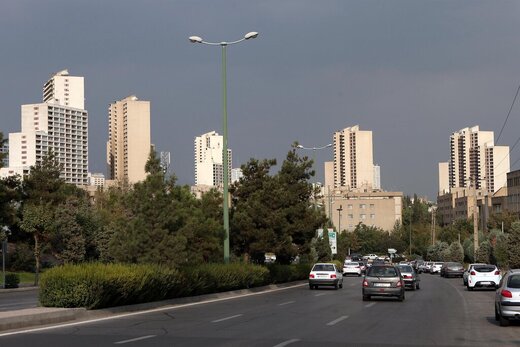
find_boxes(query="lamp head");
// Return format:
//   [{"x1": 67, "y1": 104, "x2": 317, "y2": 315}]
[
  {"x1": 244, "y1": 31, "x2": 259, "y2": 40},
  {"x1": 189, "y1": 36, "x2": 203, "y2": 43},
  {"x1": 296, "y1": 145, "x2": 304, "y2": 149}
]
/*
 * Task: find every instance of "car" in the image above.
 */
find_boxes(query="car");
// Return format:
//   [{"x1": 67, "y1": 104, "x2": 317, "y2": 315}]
[
  {"x1": 362, "y1": 265, "x2": 405, "y2": 301},
  {"x1": 397, "y1": 264, "x2": 420, "y2": 290},
  {"x1": 430, "y1": 262, "x2": 444, "y2": 274},
  {"x1": 309, "y1": 263, "x2": 343, "y2": 289},
  {"x1": 467, "y1": 264, "x2": 502, "y2": 291},
  {"x1": 358, "y1": 261, "x2": 367, "y2": 274},
  {"x1": 440, "y1": 262, "x2": 465, "y2": 278},
  {"x1": 463, "y1": 263, "x2": 486, "y2": 285},
  {"x1": 495, "y1": 269, "x2": 520, "y2": 327},
  {"x1": 343, "y1": 261, "x2": 362, "y2": 276}
]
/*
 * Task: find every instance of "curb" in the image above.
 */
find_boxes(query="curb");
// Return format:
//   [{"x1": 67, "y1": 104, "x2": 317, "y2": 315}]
[{"x1": 0, "y1": 281, "x2": 306, "y2": 334}]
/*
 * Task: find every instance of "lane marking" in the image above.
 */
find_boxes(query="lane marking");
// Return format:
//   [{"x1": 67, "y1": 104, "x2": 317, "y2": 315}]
[
  {"x1": 314, "y1": 293, "x2": 327, "y2": 297},
  {"x1": 114, "y1": 335, "x2": 156, "y2": 344},
  {"x1": 278, "y1": 301, "x2": 295, "y2": 306},
  {"x1": 211, "y1": 314, "x2": 243, "y2": 323},
  {"x1": 326, "y1": 315, "x2": 349, "y2": 326},
  {"x1": 0, "y1": 283, "x2": 307, "y2": 337},
  {"x1": 365, "y1": 302, "x2": 376, "y2": 308},
  {"x1": 273, "y1": 338, "x2": 300, "y2": 347}
]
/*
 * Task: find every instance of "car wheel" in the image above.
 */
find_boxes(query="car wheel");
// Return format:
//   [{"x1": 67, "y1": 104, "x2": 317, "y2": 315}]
[
  {"x1": 309, "y1": 284, "x2": 314, "y2": 290},
  {"x1": 499, "y1": 314, "x2": 510, "y2": 327},
  {"x1": 467, "y1": 285, "x2": 473, "y2": 291},
  {"x1": 495, "y1": 305, "x2": 500, "y2": 321},
  {"x1": 334, "y1": 282, "x2": 339, "y2": 290},
  {"x1": 412, "y1": 282, "x2": 417, "y2": 291},
  {"x1": 339, "y1": 282, "x2": 343, "y2": 289},
  {"x1": 416, "y1": 282, "x2": 420, "y2": 290},
  {"x1": 398, "y1": 293, "x2": 405, "y2": 302},
  {"x1": 363, "y1": 295, "x2": 370, "y2": 301}
]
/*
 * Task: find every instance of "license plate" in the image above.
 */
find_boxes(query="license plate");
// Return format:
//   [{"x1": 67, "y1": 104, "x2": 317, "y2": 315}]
[
  {"x1": 374, "y1": 283, "x2": 390, "y2": 287},
  {"x1": 480, "y1": 281, "x2": 491, "y2": 285}
]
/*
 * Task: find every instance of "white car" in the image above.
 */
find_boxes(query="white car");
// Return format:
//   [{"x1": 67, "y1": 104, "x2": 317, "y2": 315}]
[
  {"x1": 343, "y1": 261, "x2": 362, "y2": 276},
  {"x1": 463, "y1": 263, "x2": 486, "y2": 286},
  {"x1": 309, "y1": 263, "x2": 343, "y2": 289},
  {"x1": 363, "y1": 254, "x2": 378, "y2": 260},
  {"x1": 430, "y1": 262, "x2": 444, "y2": 274},
  {"x1": 467, "y1": 264, "x2": 502, "y2": 291}
]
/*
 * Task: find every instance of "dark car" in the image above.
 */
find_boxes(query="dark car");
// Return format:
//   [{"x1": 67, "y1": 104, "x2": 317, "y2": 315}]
[
  {"x1": 397, "y1": 264, "x2": 420, "y2": 290},
  {"x1": 362, "y1": 265, "x2": 405, "y2": 301},
  {"x1": 440, "y1": 262, "x2": 465, "y2": 278}
]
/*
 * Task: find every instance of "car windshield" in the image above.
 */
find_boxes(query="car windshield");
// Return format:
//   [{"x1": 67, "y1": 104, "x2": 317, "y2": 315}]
[
  {"x1": 367, "y1": 266, "x2": 398, "y2": 277},
  {"x1": 313, "y1": 264, "x2": 335, "y2": 272},
  {"x1": 345, "y1": 262, "x2": 358, "y2": 266},
  {"x1": 507, "y1": 275, "x2": 520, "y2": 288},
  {"x1": 473, "y1": 265, "x2": 495, "y2": 272},
  {"x1": 398, "y1": 265, "x2": 413, "y2": 272}
]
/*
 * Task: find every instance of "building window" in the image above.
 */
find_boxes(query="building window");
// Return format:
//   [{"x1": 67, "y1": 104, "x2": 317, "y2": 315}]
[
  {"x1": 348, "y1": 214, "x2": 353, "y2": 219},
  {"x1": 360, "y1": 204, "x2": 366, "y2": 209},
  {"x1": 370, "y1": 214, "x2": 375, "y2": 219},
  {"x1": 348, "y1": 204, "x2": 353, "y2": 210},
  {"x1": 370, "y1": 204, "x2": 375, "y2": 209},
  {"x1": 360, "y1": 214, "x2": 366, "y2": 220}
]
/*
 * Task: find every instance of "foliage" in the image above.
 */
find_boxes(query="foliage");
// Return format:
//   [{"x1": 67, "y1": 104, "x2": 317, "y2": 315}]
[
  {"x1": 441, "y1": 242, "x2": 464, "y2": 263},
  {"x1": 315, "y1": 231, "x2": 332, "y2": 262},
  {"x1": 231, "y1": 149, "x2": 326, "y2": 264},
  {"x1": 7, "y1": 243, "x2": 35, "y2": 272},
  {"x1": 4, "y1": 273, "x2": 20, "y2": 288},
  {"x1": 426, "y1": 241, "x2": 449, "y2": 261},
  {"x1": 0, "y1": 132, "x2": 6, "y2": 168},
  {"x1": 266, "y1": 263, "x2": 311, "y2": 283},
  {"x1": 489, "y1": 229, "x2": 509, "y2": 268},
  {"x1": 475, "y1": 240, "x2": 491, "y2": 264},
  {"x1": 506, "y1": 221, "x2": 520, "y2": 268}
]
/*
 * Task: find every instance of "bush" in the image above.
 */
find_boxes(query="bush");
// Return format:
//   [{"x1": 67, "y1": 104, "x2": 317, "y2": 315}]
[
  {"x1": 4, "y1": 273, "x2": 20, "y2": 288},
  {"x1": 267, "y1": 263, "x2": 311, "y2": 283},
  {"x1": 8, "y1": 243, "x2": 35, "y2": 272},
  {"x1": 39, "y1": 263, "x2": 183, "y2": 309}
]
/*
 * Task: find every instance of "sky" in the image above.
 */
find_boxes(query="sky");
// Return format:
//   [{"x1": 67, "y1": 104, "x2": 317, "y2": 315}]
[{"x1": 1, "y1": 0, "x2": 520, "y2": 200}]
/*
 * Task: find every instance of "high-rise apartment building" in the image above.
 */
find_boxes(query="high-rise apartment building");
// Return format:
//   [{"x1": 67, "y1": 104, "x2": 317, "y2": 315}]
[
  {"x1": 0, "y1": 70, "x2": 88, "y2": 184},
  {"x1": 332, "y1": 125, "x2": 374, "y2": 190},
  {"x1": 194, "y1": 131, "x2": 232, "y2": 187},
  {"x1": 106, "y1": 95, "x2": 151, "y2": 184},
  {"x1": 439, "y1": 125, "x2": 509, "y2": 194},
  {"x1": 43, "y1": 69, "x2": 84, "y2": 109}
]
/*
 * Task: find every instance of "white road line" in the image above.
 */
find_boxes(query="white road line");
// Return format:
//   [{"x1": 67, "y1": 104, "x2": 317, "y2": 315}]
[
  {"x1": 314, "y1": 293, "x2": 327, "y2": 297},
  {"x1": 365, "y1": 302, "x2": 376, "y2": 308},
  {"x1": 326, "y1": 315, "x2": 349, "y2": 326},
  {"x1": 211, "y1": 314, "x2": 243, "y2": 323},
  {"x1": 0, "y1": 283, "x2": 306, "y2": 337},
  {"x1": 114, "y1": 335, "x2": 156, "y2": 344},
  {"x1": 278, "y1": 301, "x2": 295, "y2": 306},
  {"x1": 273, "y1": 338, "x2": 301, "y2": 347}
]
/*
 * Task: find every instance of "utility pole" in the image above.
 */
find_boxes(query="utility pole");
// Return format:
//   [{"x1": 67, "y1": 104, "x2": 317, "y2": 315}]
[
  {"x1": 471, "y1": 176, "x2": 479, "y2": 261},
  {"x1": 337, "y1": 204, "x2": 343, "y2": 233}
]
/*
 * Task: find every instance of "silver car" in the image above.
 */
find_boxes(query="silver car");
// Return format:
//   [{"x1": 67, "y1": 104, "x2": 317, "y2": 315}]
[
  {"x1": 495, "y1": 269, "x2": 520, "y2": 326},
  {"x1": 362, "y1": 265, "x2": 405, "y2": 301},
  {"x1": 397, "y1": 264, "x2": 420, "y2": 290}
]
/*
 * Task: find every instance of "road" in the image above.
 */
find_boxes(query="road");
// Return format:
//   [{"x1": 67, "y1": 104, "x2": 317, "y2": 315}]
[
  {"x1": 0, "y1": 288, "x2": 38, "y2": 312},
  {"x1": 0, "y1": 274, "x2": 519, "y2": 346}
]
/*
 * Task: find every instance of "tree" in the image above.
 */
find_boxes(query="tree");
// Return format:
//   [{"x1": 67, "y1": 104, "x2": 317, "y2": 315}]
[
  {"x1": 315, "y1": 231, "x2": 332, "y2": 262},
  {"x1": 0, "y1": 132, "x2": 6, "y2": 168},
  {"x1": 506, "y1": 222, "x2": 520, "y2": 268},
  {"x1": 475, "y1": 240, "x2": 491, "y2": 264},
  {"x1": 20, "y1": 151, "x2": 66, "y2": 285}
]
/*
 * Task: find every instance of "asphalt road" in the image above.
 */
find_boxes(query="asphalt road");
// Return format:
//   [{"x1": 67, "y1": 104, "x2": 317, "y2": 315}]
[
  {"x1": 1, "y1": 274, "x2": 519, "y2": 346},
  {"x1": 0, "y1": 288, "x2": 38, "y2": 312}
]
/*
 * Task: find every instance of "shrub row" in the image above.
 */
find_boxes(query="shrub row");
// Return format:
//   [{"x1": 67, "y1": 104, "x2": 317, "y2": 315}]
[{"x1": 39, "y1": 262, "x2": 308, "y2": 309}]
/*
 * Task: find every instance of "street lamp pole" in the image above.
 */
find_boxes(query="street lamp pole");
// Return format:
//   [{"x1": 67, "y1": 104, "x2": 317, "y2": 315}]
[
  {"x1": 296, "y1": 144, "x2": 332, "y2": 211},
  {"x1": 1, "y1": 226, "x2": 9, "y2": 289},
  {"x1": 336, "y1": 205, "x2": 343, "y2": 233},
  {"x1": 189, "y1": 32, "x2": 258, "y2": 264}
]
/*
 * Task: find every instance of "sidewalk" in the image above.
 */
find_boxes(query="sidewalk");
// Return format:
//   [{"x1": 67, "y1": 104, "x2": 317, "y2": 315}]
[{"x1": 0, "y1": 281, "x2": 306, "y2": 334}]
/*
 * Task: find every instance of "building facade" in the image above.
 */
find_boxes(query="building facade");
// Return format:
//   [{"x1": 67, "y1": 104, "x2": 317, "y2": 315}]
[
  {"x1": 332, "y1": 125, "x2": 374, "y2": 190},
  {"x1": 106, "y1": 95, "x2": 151, "y2": 184},
  {"x1": 42, "y1": 69, "x2": 84, "y2": 109},
  {"x1": 0, "y1": 70, "x2": 88, "y2": 185},
  {"x1": 194, "y1": 131, "x2": 232, "y2": 187}
]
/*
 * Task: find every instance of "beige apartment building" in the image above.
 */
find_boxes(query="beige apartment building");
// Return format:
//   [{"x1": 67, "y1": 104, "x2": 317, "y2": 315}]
[
  {"x1": 194, "y1": 131, "x2": 232, "y2": 188},
  {"x1": 324, "y1": 188, "x2": 403, "y2": 232},
  {"x1": 106, "y1": 95, "x2": 151, "y2": 184},
  {"x1": 0, "y1": 70, "x2": 88, "y2": 185},
  {"x1": 332, "y1": 125, "x2": 374, "y2": 190}
]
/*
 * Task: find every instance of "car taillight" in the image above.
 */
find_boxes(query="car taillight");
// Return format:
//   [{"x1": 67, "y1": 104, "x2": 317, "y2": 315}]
[
  {"x1": 470, "y1": 271, "x2": 476, "y2": 276},
  {"x1": 309, "y1": 274, "x2": 315, "y2": 279},
  {"x1": 363, "y1": 280, "x2": 369, "y2": 287},
  {"x1": 501, "y1": 290, "x2": 513, "y2": 298},
  {"x1": 495, "y1": 270, "x2": 500, "y2": 275},
  {"x1": 404, "y1": 275, "x2": 412, "y2": 279},
  {"x1": 396, "y1": 281, "x2": 402, "y2": 287},
  {"x1": 330, "y1": 274, "x2": 337, "y2": 279}
]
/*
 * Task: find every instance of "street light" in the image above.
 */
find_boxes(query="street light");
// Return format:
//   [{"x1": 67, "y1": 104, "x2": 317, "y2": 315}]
[
  {"x1": 336, "y1": 205, "x2": 343, "y2": 233},
  {"x1": 296, "y1": 143, "x2": 333, "y2": 210},
  {"x1": 1, "y1": 226, "x2": 10, "y2": 289},
  {"x1": 189, "y1": 31, "x2": 258, "y2": 264}
]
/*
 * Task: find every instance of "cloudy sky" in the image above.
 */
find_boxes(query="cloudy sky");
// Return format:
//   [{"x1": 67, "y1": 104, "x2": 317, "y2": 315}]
[{"x1": 1, "y1": 1, "x2": 520, "y2": 200}]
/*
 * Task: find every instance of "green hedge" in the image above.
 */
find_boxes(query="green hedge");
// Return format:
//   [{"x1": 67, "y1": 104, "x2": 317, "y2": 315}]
[
  {"x1": 39, "y1": 262, "x2": 308, "y2": 309},
  {"x1": 4, "y1": 273, "x2": 20, "y2": 288}
]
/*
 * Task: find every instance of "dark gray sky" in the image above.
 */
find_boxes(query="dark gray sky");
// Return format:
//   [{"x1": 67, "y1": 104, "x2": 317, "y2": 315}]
[{"x1": 2, "y1": 1, "x2": 520, "y2": 200}]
